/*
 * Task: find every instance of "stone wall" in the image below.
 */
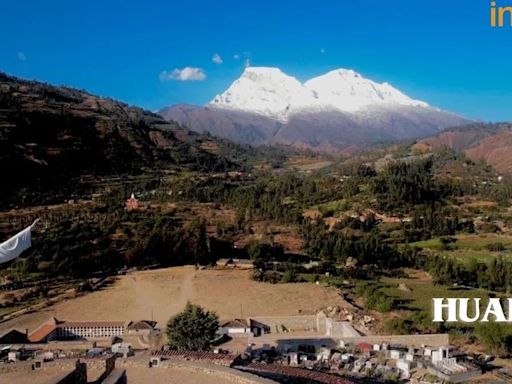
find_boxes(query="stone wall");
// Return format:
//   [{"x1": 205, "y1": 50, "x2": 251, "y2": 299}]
[
  {"x1": 325, "y1": 319, "x2": 360, "y2": 338},
  {"x1": 273, "y1": 337, "x2": 338, "y2": 352},
  {"x1": 342, "y1": 333, "x2": 450, "y2": 348},
  {"x1": 89, "y1": 355, "x2": 116, "y2": 384},
  {"x1": 250, "y1": 314, "x2": 358, "y2": 339},
  {"x1": 250, "y1": 316, "x2": 317, "y2": 333},
  {"x1": 426, "y1": 365, "x2": 481, "y2": 383},
  {"x1": 0, "y1": 357, "x2": 116, "y2": 383},
  {"x1": 45, "y1": 360, "x2": 87, "y2": 384},
  {"x1": 316, "y1": 312, "x2": 327, "y2": 334},
  {"x1": 116, "y1": 358, "x2": 278, "y2": 384},
  {"x1": 101, "y1": 368, "x2": 127, "y2": 384}
]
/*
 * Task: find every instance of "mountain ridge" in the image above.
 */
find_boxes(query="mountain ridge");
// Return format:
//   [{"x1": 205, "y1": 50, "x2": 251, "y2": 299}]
[
  {"x1": 161, "y1": 67, "x2": 469, "y2": 151},
  {"x1": 209, "y1": 67, "x2": 431, "y2": 121},
  {"x1": 412, "y1": 123, "x2": 512, "y2": 174}
]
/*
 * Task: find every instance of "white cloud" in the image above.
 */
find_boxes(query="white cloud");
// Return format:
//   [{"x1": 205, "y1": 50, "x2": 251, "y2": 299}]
[
  {"x1": 17, "y1": 52, "x2": 26, "y2": 61},
  {"x1": 160, "y1": 67, "x2": 206, "y2": 81},
  {"x1": 212, "y1": 53, "x2": 223, "y2": 64},
  {"x1": 233, "y1": 53, "x2": 240, "y2": 60}
]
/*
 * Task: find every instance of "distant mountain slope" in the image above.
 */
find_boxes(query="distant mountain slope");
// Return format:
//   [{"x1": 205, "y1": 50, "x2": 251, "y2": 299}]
[
  {"x1": 412, "y1": 123, "x2": 512, "y2": 173},
  {"x1": 161, "y1": 67, "x2": 469, "y2": 151},
  {"x1": 0, "y1": 72, "x2": 238, "y2": 208}
]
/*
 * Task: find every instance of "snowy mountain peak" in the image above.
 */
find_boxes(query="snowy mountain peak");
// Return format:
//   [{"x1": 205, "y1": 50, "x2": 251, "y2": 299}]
[
  {"x1": 210, "y1": 66, "x2": 316, "y2": 122},
  {"x1": 242, "y1": 66, "x2": 287, "y2": 77},
  {"x1": 304, "y1": 68, "x2": 429, "y2": 112},
  {"x1": 326, "y1": 68, "x2": 360, "y2": 78},
  {"x1": 209, "y1": 66, "x2": 430, "y2": 121}
]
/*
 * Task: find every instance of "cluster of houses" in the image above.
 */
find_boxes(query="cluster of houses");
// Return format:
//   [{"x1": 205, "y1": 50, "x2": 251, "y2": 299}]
[
  {"x1": 214, "y1": 312, "x2": 485, "y2": 383},
  {"x1": 0, "y1": 312, "x2": 495, "y2": 383},
  {"x1": 245, "y1": 339, "x2": 482, "y2": 382},
  {"x1": 279, "y1": 343, "x2": 481, "y2": 382}
]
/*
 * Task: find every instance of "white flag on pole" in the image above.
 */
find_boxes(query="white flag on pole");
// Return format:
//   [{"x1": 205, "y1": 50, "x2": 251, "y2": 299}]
[{"x1": 0, "y1": 220, "x2": 39, "y2": 264}]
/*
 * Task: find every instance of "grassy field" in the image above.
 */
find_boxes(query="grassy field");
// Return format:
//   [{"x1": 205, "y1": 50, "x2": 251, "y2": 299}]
[
  {"x1": 381, "y1": 272, "x2": 491, "y2": 314},
  {"x1": 285, "y1": 157, "x2": 333, "y2": 171},
  {"x1": 408, "y1": 233, "x2": 512, "y2": 264}
]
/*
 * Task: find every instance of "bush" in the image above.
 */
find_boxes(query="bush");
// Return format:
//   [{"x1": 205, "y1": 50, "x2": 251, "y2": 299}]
[
  {"x1": 479, "y1": 223, "x2": 500, "y2": 233},
  {"x1": 166, "y1": 302, "x2": 219, "y2": 351},
  {"x1": 440, "y1": 236, "x2": 457, "y2": 244},
  {"x1": 485, "y1": 242, "x2": 506, "y2": 252},
  {"x1": 385, "y1": 318, "x2": 411, "y2": 335},
  {"x1": 475, "y1": 322, "x2": 512, "y2": 356},
  {"x1": 356, "y1": 281, "x2": 397, "y2": 312},
  {"x1": 281, "y1": 269, "x2": 298, "y2": 283}
]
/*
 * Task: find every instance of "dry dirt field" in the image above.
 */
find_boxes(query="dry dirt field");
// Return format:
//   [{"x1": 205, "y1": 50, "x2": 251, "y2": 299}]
[
  {"x1": 0, "y1": 266, "x2": 341, "y2": 334},
  {"x1": 123, "y1": 366, "x2": 238, "y2": 384},
  {"x1": 124, "y1": 364, "x2": 276, "y2": 384},
  {"x1": 0, "y1": 365, "x2": 261, "y2": 384},
  {"x1": 0, "y1": 369, "x2": 74, "y2": 384}
]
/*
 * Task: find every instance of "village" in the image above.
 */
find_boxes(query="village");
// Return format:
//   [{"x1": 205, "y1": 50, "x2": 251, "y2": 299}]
[{"x1": 0, "y1": 287, "x2": 511, "y2": 384}]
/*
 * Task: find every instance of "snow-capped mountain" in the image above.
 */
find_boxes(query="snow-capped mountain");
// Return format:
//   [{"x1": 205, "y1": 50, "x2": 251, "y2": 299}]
[
  {"x1": 160, "y1": 67, "x2": 469, "y2": 151},
  {"x1": 303, "y1": 69, "x2": 429, "y2": 112},
  {"x1": 210, "y1": 67, "x2": 316, "y2": 122},
  {"x1": 209, "y1": 67, "x2": 429, "y2": 120}
]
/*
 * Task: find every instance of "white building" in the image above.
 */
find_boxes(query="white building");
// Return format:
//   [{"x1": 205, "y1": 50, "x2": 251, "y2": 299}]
[
  {"x1": 219, "y1": 319, "x2": 251, "y2": 336},
  {"x1": 317, "y1": 347, "x2": 331, "y2": 362},
  {"x1": 112, "y1": 342, "x2": 133, "y2": 357},
  {"x1": 397, "y1": 359, "x2": 415, "y2": 373},
  {"x1": 29, "y1": 318, "x2": 126, "y2": 342},
  {"x1": 432, "y1": 346, "x2": 450, "y2": 365},
  {"x1": 388, "y1": 349, "x2": 402, "y2": 360},
  {"x1": 341, "y1": 353, "x2": 353, "y2": 363},
  {"x1": 58, "y1": 321, "x2": 125, "y2": 339}
]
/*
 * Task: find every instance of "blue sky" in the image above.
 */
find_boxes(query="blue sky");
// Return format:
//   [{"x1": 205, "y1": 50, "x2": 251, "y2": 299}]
[{"x1": 1, "y1": 0, "x2": 511, "y2": 121}]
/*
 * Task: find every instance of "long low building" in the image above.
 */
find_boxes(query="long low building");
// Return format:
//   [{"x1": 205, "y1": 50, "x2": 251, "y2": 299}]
[{"x1": 28, "y1": 318, "x2": 156, "y2": 343}]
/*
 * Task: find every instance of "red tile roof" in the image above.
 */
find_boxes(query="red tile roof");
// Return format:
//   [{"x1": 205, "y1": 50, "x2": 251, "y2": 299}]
[
  {"x1": 221, "y1": 319, "x2": 249, "y2": 328},
  {"x1": 28, "y1": 324, "x2": 57, "y2": 343},
  {"x1": 126, "y1": 320, "x2": 157, "y2": 330},
  {"x1": 28, "y1": 319, "x2": 125, "y2": 342},
  {"x1": 356, "y1": 342, "x2": 373, "y2": 351}
]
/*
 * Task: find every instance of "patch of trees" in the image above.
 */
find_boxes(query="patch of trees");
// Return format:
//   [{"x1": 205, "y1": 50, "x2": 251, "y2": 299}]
[
  {"x1": 475, "y1": 323, "x2": 512, "y2": 356},
  {"x1": 403, "y1": 204, "x2": 472, "y2": 242},
  {"x1": 371, "y1": 158, "x2": 441, "y2": 208},
  {"x1": 401, "y1": 246, "x2": 512, "y2": 293},
  {"x1": 166, "y1": 302, "x2": 219, "y2": 351},
  {"x1": 171, "y1": 172, "x2": 349, "y2": 225},
  {"x1": 2, "y1": 208, "x2": 235, "y2": 280},
  {"x1": 356, "y1": 282, "x2": 397, "y2": 312},
  {"x1": 300, "y1": 220, "x2": 405, "y2": 269},
  {"x1": 385, "y1": 311, "x2": 444, "y2": 335}
]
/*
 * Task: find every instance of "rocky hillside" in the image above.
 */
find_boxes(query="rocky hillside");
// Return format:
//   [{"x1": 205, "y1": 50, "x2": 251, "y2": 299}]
[
  {"x1": 0, "y1": 73, "x2": 237, "y2": 208},
  {"x1": 412, "y1": 123, "x2": 512, "y2": 174}
]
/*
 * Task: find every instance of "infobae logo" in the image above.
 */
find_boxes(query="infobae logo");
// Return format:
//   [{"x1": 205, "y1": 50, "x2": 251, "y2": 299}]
[
  {"x1": 491, "y1": 1, "x2": 512, "y2": 27},
  {"x1": 433, "y1": 298, "x2": 512, "y2": 323}
]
